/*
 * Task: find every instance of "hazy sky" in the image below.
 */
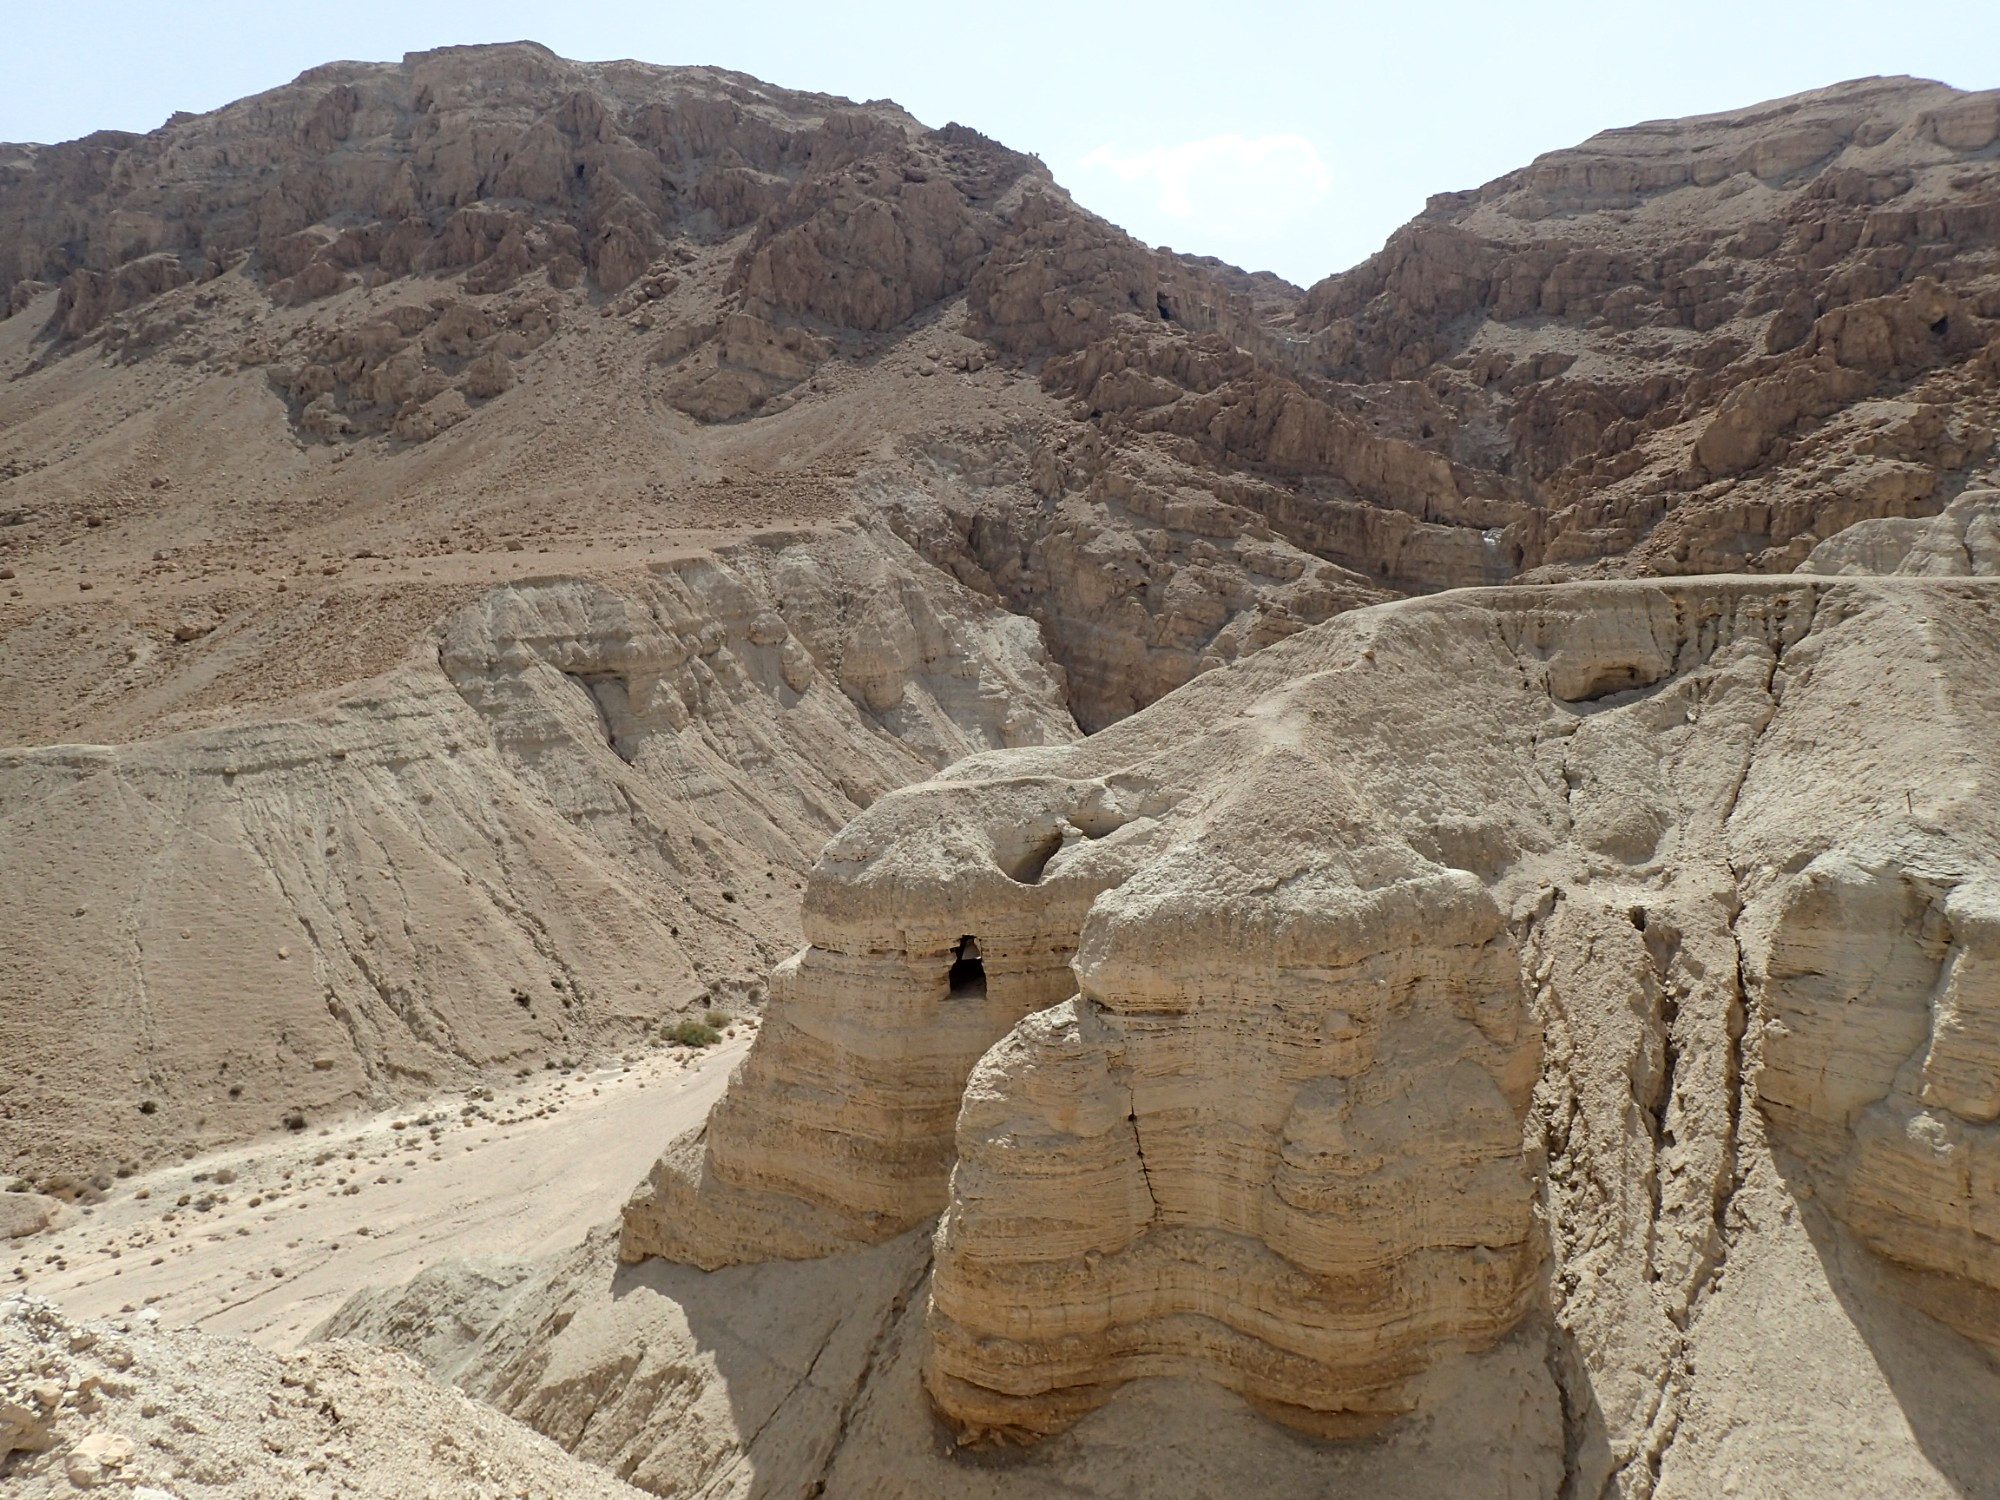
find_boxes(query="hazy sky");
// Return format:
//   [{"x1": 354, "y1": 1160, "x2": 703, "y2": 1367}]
[{"x1": 6, "y1": 1, "x2": 1998, "y2": 286}]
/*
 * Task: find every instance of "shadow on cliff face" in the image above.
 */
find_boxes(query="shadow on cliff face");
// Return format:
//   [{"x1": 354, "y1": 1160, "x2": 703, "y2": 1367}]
[
  {"x1": 604, "y1": 1241, "x2": 1580, "y2": 1498},
  {"x1": 1744, "y1": 851, "x2": 2000, "y2": 1496},
  {"x1": 380, "y1": 1220, "x2": 1579, "y2": 1498},
  {"x1": 582, "y1": 1227, "x2": 933, "y2": 1497},
  {"x1": 1541, "y1": 1315, "x2": 1616, "y2": 1500},
  {"x1": 1768, "y1": 1153, "x2": 2000, "y2": 1500}
]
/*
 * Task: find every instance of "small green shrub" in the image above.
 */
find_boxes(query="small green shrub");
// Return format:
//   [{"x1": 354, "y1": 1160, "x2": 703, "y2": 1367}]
[
  {"x1": 665, "y1": 1020, "x2": 721, "y2": 1048},
  {"x1": 704, "y1": 1009, "x2": 733, "y2": 1030}
]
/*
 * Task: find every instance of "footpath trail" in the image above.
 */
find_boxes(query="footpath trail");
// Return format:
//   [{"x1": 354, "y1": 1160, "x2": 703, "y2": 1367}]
[{"x1": 8, "y1": 1033, "x2": 750, "y2": 1348}]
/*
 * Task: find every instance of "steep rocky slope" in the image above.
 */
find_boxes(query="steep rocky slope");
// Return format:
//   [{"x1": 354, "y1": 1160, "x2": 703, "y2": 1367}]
[
  {"x1": 6, "y1": 55, "x2": 1998, "y2": 1189},
  {"x1": 1293, "y1": 78, "x2": 2000, "y2": 579},
  {"x1": 342, "y1": 571, "x2": 2000, "y2": 1499},
  {"x1": 0, "y1": 523, "x2": 1074, "y2": 1186},
  {"x1": 4, "y1": 43, "x2": 2000, "y2": 1499},
  {"x1": 6, "y1": 53, "x2": 1998, "y2": 729},
  {"x1": 327, "y1": 1226, "x2": 1566, "y2": 1500}
]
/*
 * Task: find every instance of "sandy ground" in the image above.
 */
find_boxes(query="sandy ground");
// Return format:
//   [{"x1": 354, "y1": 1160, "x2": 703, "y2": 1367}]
[{"x1": 6, "y1": 1029, "x2": 751, "y2": 1348}]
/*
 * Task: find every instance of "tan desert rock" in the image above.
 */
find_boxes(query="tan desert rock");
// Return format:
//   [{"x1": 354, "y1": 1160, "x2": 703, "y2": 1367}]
[
  {"x1": 0, "y1": 1195, "x2": 60, "y2": 1241},
  {"x1": 0, "y1": 526, "x2": 1072, "y2": 1185},
  {"x1": 637, "y1": 573, "x2": 2000, "y2": 1493},
  {"x1": 1799, "y1": 484, "x2": 2000, "y2": 574},
  {"x1": 0, "y1": 1295, "x2": 644, "y2": 1497},
  {"x1": 328, "y1": 1225, "x2": 1566, "y2": 1500},
  {"x1": 6, "y1": 44, "x2": 2000, "y2": 1500}
]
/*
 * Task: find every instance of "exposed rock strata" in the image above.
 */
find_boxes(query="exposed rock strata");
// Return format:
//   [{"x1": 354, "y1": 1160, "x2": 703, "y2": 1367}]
[
  {"x1": 1293, "y1": 78, "x2": 2000, "y2": 578},
  {"x1": 1799, "y1": 482, "x2": 2000, "y2": 573},
  {"x1": 326, "y1": 1227, "x2": 1566, "y2": 1500},
  {"x1": 0, "y1": 524, "x2": 1072, "y2": 1185},
  {"x1": 636, "y1": 574, "x2": 2000, "y2": 1493},
  {"x1": 0, "y1": 44, "x2": 913, "y2": 315},
  {"x1": 8, "y1": 57, "x2": 2000, "y2": 731},
  {"x1": 4, "y1": 49, "x2": 2000, "y2": 1497}
]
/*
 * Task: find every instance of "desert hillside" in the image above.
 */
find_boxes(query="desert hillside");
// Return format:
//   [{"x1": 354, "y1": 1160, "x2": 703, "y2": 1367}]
[{"x1": 3, "y1": 41, "x2": 1998, "y2": 1500}]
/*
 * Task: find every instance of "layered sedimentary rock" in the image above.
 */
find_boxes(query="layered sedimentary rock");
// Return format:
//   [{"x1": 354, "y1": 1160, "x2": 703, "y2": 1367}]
[
  {"x1": 0, "y1": 45, "x2": 913, "y2": 313},
  {"x1": 6, "y1": 49, "x2": 2000, "y2": 1493},
  {"x1": 328, "y1": 1224, "x2": 1566, "y2": 1500},
  {"x1": 9, "y1": 57, "x2": 2000, "y2": 735},
  {"x1": 0, "y1": 524, "x2": 1073, "y2": 1185},
  {"x1": 621, "y1": 772, "x2": 1169, "y2": 1266},
  {"x1": 637, "y1": 573, "x2": 2000, "y2": 1489},
  {"x1": 1799, "y1": 482, "x2": 2000, "y2": 573},
  {"x1": 1291, "y1": 78, "x2": 2000, "y2": 577}
]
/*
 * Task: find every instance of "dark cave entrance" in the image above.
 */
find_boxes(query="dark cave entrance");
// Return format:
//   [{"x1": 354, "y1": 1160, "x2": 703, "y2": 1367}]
[{"x1": 948, "y1": 935, "x2": 987, "y2": 999}]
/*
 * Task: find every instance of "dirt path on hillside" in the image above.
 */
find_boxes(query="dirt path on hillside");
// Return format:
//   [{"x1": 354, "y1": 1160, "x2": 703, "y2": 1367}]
[{"x1": 7, "y1": 1031, "x2": 750, "y2": 1347}]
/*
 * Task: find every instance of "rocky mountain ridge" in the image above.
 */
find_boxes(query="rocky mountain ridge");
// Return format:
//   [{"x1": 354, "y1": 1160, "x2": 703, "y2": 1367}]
[
  {"x1": 6, "y1": 52, "x2": 1998, "y2": 726},
  {"x1": 373, "y1": 569, "x2": 2000, "y2": 1499},
  {"x1": 2, "y1": 43, "x2": 1999, "y2": 1500}
]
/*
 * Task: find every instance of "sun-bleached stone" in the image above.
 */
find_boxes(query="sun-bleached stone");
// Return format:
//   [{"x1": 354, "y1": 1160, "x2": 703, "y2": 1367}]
[{"x1": 634, "y1": 573, "x2": 2000, "y2": 1470}]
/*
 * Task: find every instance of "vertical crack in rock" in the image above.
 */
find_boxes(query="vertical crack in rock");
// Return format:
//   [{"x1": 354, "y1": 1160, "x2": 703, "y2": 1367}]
[
  {"x1": 1543, "y1": 1319, "x2": 1608, "y2": 1500},
  {"x1": 802, "y1": 1245, "x2": 934, "y2": 1498},
  {"x1": 710, "y1": 1307, "x2": 848, "y2": 1484},
  {"x1": 1125, "y1": 1091, "x2": 1159, "y2": 1217}
]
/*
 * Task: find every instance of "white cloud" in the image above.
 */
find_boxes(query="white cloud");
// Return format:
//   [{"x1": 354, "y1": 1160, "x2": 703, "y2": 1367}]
[{"x1": 1077, "y1": 133, "x2": 1335, "y2": 239}]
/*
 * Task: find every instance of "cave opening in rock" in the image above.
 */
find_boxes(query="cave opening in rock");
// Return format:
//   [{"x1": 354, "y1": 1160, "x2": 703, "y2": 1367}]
[
  {"x1": 1000, "y1": 827, "x2": 1066, "y2": 885},
  {"x1": 948, "y1": 935, "x2": 987, "y2": 998}
]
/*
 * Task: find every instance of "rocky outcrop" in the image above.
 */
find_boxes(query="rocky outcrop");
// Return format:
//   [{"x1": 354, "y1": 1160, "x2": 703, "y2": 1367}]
[
  {"x1": 8, "y1": 52, "x2": 2000, "y2": 1494},
  {"x1": 0, "y1": 1295, "x2": 645, "y2": 1496},
  {"x1": 867, "y1": 431, "x2": 1395, "y2": 730},
  {"x1": 1799, "y1": 483, "x2": 2000, "y2": 573},
  {"x1": 0, "y1": 45, "x2": 919, "y2": 319},
  {"x1": 11, "y1": 56, "x2": 1997, "y2": 596},
  {"x1": 327, "y1": 1225, "x2": 1566, "y2": 1500},
  {"x1": 1294, "y1": 77, "x2": 2000, "y2": 578},
  {"x1": 621, "y1": 771, "x2": 1163, "y2": 1267},
  {"x1": 0, "y1": 1194, "x2": 59, "y2": 1241},
  {"x1": 268, "y1": 287, "x2": 566, "y2": 441},
  {"x1": 634, "y1": 573, "x2": 2000, "y2": 1493}
]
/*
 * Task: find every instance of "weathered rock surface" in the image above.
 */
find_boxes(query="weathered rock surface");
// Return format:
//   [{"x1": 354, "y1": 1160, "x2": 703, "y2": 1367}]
[
  {"x1": 8, "y1": 56, "x2": 1999, "y2": 733},
  {"x1": 0, "y1": 524, "x2": 1073, "y2": 1185},
  {"x1": 326, "y1": 1226, "x2": 1565, "y2": 1500},
  {"x1": 639, "y1": 574, "x2": 2000, "y2": 1494},
  {"x1": 0, "y1": 1295, "x2": 644, "y2": 1495},
  {"x1": 0, "y1": 1195, "x2": 59, "y2": 1242},
  {"x1": 1799, "y1": 483, "x2": 2000, "y2": 573},
  {"x1": 5, "y1": 44, "x2": 2000, "y2": 1500},
  {"x1": 1293, "y1": 78, "x2": 2000, "y2": 580}
]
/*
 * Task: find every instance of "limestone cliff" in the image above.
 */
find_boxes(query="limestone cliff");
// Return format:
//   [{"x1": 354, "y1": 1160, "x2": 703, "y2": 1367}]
[
  {"x1": 4, "y1": 48, "x2": 2000, "y2": 1496},
  {"x1": 630, "y1": 573, "x2": 2000, "y2": 1493},
  {"x1": 7, "y1": 55, "x2": 1999, "y2": 731}
]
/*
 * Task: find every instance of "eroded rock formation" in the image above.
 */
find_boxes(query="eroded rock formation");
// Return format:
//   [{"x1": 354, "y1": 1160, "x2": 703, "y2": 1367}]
[
  {"x1": 7, "y1": 56, "x2": 1999, "y2": 735},
  {"x1": 0, "y1": 1295, "x2": 646, "y2": 1497},
  {"x1": 1799, "y1": 482, "x2": 2000, "y2": 573},
  {"x1": 636, "y1": 573, "x2": 2000, "y2": 1491},
  {"x1": 0, "y1": 524, "x2": 1073, "y2": 1183},
  {"x1": 4, "y1": 48, "x2": 2000, "y2": 1496}
]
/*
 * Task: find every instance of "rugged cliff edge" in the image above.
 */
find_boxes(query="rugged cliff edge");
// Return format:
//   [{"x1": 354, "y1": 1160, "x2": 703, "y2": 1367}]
[
  {"x1": 0, "y1": 521, "x2": 1075, "y2": 1183},
  {"x1": 600, "y1": 572, "x2": 2000, "y2": 1496},
  {"x1": 4, "y1": 43, "x2": 2000, "y2": 1500}
]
